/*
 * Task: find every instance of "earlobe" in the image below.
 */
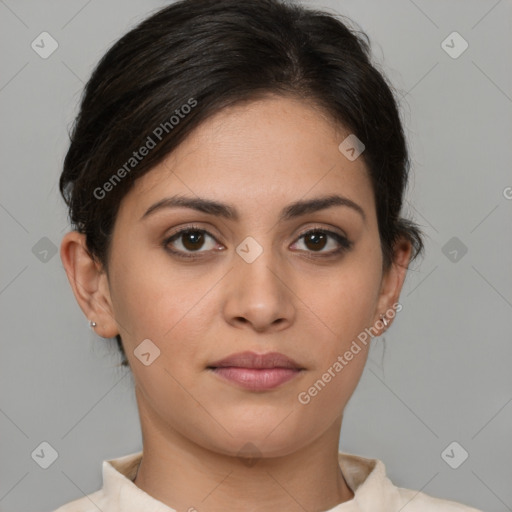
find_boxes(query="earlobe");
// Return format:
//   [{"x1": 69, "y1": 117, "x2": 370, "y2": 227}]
[{"x1": 60, "y1": 231, "x2": 119, "y2": 338}]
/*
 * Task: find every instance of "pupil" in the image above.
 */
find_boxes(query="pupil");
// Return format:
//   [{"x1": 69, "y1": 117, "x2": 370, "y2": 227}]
[
  {"x1": 306, "y1": 232, "x2": 326, "y2": 251},
  {"x1": 183, "y1": 231, "x2": 204, "y2": 250}
]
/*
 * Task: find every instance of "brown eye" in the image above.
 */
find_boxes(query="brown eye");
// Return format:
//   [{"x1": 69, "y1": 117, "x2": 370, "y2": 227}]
[
  {"x1": 292, "y1": 229, "x2": 352, "y2": 256},
  {"x1": 181, "y1": 230, "x2": 205, "y2": 251},
  {"x1": 163, "y1": 226, "x2": 352, "y2": 260},
  {"x1": 303, "y1": 231, "x2": 328, "y2": 251},
  {"x1": 165, "y1": 228, "x2": 218, "y2": 257}
]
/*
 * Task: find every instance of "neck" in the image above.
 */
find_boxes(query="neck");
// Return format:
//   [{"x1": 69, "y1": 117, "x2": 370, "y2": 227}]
[{"x1": 132, "y1": 392, "x2": 354, "y2": 512}]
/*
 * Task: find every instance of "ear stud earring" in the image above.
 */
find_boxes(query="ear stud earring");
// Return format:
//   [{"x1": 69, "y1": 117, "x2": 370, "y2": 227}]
[
  {"x1": 89, "y1": 320, "x2": 97, "y2": 329},
  {"x1": 380, "y1": 315, "x2": 389, "y2": 328}
]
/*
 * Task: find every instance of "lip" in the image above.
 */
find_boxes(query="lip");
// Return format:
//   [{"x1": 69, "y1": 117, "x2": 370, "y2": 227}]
[
  {"x1": 207, "y1": 351, "x2": 304, "y2": 391},
  {"x1": 208, "y1": 351, "x2": 303, "y2": 370}
]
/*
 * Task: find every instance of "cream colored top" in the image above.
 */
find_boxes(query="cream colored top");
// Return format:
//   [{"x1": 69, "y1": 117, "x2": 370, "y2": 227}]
[{"x1": 53, "y1": 451, "x2": 481, "y2": 511}]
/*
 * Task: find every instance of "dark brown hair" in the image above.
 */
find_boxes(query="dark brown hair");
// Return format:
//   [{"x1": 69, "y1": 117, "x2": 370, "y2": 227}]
[{"x1": 60, "y1": 0, "x2": 424, "y2": 367}]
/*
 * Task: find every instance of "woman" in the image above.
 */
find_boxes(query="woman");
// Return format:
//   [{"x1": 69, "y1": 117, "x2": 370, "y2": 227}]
[{"x1": 55, "y1": 0, "x2": 481, "y2": 510}]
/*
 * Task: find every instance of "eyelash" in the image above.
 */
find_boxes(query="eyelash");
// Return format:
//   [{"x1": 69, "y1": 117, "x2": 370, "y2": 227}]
[{"x1": 162, "y1": 224, "x2": 353, "y2": 260}]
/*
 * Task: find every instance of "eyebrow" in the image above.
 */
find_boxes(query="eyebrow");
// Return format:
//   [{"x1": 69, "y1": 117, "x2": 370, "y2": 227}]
[{"x1": 140, "y1": 193, "x2": 366, "y2": 223}]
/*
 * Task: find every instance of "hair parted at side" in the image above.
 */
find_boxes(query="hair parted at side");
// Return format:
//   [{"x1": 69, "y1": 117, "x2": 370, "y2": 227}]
[{"x1": 60, "y1": 0, "x2": 425, "y2": 368}]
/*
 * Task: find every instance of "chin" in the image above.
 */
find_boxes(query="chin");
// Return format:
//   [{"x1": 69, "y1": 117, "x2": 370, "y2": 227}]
[{"x1": 201, "y1": 418, "x2": 315, "y2": 460}]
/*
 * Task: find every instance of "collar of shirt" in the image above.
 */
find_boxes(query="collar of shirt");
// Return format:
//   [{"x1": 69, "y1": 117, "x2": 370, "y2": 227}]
[
  {"x1": 88, "y1": 451, "x2": 402, "y2": 511},
  {"x1": 55, "y1": 451, "x2": 482, "y2": 512}
]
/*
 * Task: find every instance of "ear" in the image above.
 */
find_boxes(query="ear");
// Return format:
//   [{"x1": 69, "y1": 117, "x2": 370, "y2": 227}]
[
  {"x1": 60, "y1": 231, "x2": 119, "y2": 339},
  {"x1": 373, "y1": 237, "x2": 412, "y2": 333}
]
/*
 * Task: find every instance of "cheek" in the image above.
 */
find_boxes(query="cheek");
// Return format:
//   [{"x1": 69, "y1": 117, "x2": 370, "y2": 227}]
[
  {"x1": 290, "y1": 283, "x2": 376, "y2": 437},
  {"x1": 109, "y1": 252, "x2": 223, "y2": 382},
  {"x1": 296, "y1": 347, "x2": 368, "y2": 417},
  {"x1": 303, "y1": 258, "x2": 381, "y2": 353},
  {"x1": 109, "y1": 243, "x2": 195, "y2": 339},
  {"x1": 293, "y1": 250, "x2": 381, "y2": 400}
]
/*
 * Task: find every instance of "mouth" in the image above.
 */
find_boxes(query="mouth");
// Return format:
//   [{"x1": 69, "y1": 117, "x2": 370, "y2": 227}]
[{"x1": 207, "y1": 351, "x2": 305, "y2": 391}]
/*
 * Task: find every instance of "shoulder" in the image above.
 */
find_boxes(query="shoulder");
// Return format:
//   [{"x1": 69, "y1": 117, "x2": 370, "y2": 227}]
[
  {"x1": 395, "y1": 486, "x2": 482, "y2": 511},
  {"x1": 52, "y1": 450, "x2": 143, "y2": 511},
  {"x1": 337, "y1": 451, "x2": 482, "y2": 512}
]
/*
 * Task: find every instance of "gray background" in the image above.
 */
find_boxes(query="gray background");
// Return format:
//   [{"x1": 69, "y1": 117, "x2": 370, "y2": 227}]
[{"x1": 0, "y1": 1, "x2": 511, "y2": 511}]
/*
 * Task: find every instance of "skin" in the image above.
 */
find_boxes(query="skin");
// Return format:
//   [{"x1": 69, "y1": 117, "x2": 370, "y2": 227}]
[{"x1": 61, "y1": 95, "x2": 411, "y2": 512}]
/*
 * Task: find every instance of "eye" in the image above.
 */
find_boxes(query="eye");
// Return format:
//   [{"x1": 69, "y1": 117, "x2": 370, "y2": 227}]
[
  {"x1": 163, "y1": 225, "x2": 352, "y2": 260},
  {"x1": 164, "y1": 225, "x2": 220, "y2": 258},
  {"x1": 291, "y1": 228, "x2": 352, "y2": 256}
]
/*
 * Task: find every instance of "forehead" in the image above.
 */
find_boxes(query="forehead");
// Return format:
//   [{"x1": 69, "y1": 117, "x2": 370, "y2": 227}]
[{"x1": 117, "y1": 95, "x2": 375, "y2": 224}]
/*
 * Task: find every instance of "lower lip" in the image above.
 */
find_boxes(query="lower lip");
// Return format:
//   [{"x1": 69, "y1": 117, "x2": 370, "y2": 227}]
[{"x1": 210, "y1": 367, "x2": 301, "y2": 391}]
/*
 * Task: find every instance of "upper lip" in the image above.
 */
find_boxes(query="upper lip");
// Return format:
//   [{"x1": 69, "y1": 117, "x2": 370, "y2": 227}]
[{"x1": 208, "y1": 351, "x2": 303, "y2": 370}]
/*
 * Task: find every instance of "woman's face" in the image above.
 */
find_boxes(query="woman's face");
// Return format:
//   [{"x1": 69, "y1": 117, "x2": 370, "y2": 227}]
[{"x1": 75, "y1": 96, "x2": 409, "y2": 458}]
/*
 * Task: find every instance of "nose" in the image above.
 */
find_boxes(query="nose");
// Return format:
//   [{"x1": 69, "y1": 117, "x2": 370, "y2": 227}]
[{"x1": 222, "y1": 247, "x2": 296, "y2": 333}]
